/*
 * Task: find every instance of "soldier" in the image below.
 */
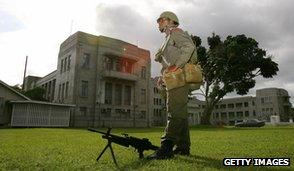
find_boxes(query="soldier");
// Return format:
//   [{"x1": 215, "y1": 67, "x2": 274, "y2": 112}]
[{"x1": 148, "y1": 11, "x2": 197, "y2": 159}]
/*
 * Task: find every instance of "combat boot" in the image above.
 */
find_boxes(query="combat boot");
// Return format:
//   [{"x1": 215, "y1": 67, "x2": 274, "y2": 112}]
[
  {"x1": 147, "y1": 140, "x2": 174, "y2": 160},
  {"x1": 173, "y1": 146, "x2": 190, "y2": 156}
]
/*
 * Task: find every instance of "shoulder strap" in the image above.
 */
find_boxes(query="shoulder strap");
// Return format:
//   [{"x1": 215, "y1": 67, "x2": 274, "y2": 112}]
[
  {"x1": 183, "y1": 31, "x2": 198, "y2": 64},
  {"x1": 159, "y1": 34, "x2": 171, "y2": 53}
]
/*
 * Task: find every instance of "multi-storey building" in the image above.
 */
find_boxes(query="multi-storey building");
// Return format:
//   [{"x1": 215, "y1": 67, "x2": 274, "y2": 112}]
[
  {"x1": 151, "y1": 86, "x2": 292, "y2": 125},
  {"x1": 209, "y1": 96, "x2": 256, "y2": 125},
  {"x1": 189, "y1": 88, "x2": 292, "y2": 125},
  {"x1": 25, "y1": 31, "x2": 151, "y2": 127},
  {"x1": 256, "y1": 88, "x2": 292, "y2": 122},
  {"x1": 150, "y1": 77, "x2": 166, "y2": 126}
]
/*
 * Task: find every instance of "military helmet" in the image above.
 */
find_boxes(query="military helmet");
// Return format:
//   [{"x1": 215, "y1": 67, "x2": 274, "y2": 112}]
[{"x1": 157, "y1": 11, "x2": 179, "y2": 25}]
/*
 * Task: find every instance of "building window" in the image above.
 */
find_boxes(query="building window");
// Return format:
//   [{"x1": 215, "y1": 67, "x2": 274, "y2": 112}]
[
  {"x1": 124, "y1": 85, "x2": 131, "y2": 105},
  {"x1": 60, "y1": 59, "x2": 64, "y2": 73},
  {"x1": 115, "y1": 84, "x2": 122, "y2": 105},
  {"x1": 52, "y1": 80, "x2": 56, "y2": 99},
  {"x1": 65, "y1": 81, "x2": 69, "y2": 99},
  {"x1": 140, "y1": 89, "x2": 146, "y2": 104},
  {"x1": 245, "y1": 111, "x2": 249, "y2": 117},
  {"x1": 235, "y1": 103, "x2": 243, "y2": 108},
  {"x1": 0, "y1": 97, "x2": 4, "y2": 109},
  {"x1": 244, "y1": 102, "x2": 249, "y2": 107},
  {"x1": 141, "y1": 66, "x2": 146, "y2": 79},
  {"x1": 252, "y1": 101, "x2": 255, "y2": 106},
  {"x1": 261, "y1": 98, "x2": 264, "y2": 104},
  {"x1": 154, "y1": 87, "x2": 158, "y2": 94},
  {"x1": 62, "y1": 83, "x2": 65, "y2": 100},
  {"x1": 68, "y1": 55, "x2": 71, "y2": 71},
  {"x1": 115, "y1": 109, "x2": 121, "y2": 114},
  {"x1": 126, "y1": 109, "x2": 131, "y2": 118},
  {"x1": 64, "y1": 58, "x2": 67, "y2": 72},
  {"x1": 106, "y1": 57, "x2": 113, "y2": 70},
  {"x1": 122, "y1": 59, "x2": 133, "y2": 73},
  {"x1": 229, "y1": 112, "x2": 234, "y2": 118},
  {"x1": 115, "y1": 59, "x2": 121, "y2": 71},
  {"x1": 58, "y1": 84, "x2": 61, "y2": 100},
  {"x1": 228, "y1": 103, "x2": 234, "y2": 109},
  {"x1": 253, "y1": 110, "x2": 256, "y2": 116},
  {"x1": 48, "y1": 82, "x2": 51, "y2": 97},
  {"x1": 82, "y1": 53, "x2": 90, "y2": 69},
  {"x1": 140, "y1": 111, "x2": 146, "y2": 119},
  {"x1": 236, "y1": 111, "x2": 243, "y2": 118},
  {"x1": 101, "y1": 108, "x2": 111, "y2": 118},
  {"x1": 220, "y1": 104, "x2": 226, "y2": 109},
  {"x1": 80, "y1": 107, "x2": 87, "y2": 116},
  {"x1": 105, "y1": 82, "x2": 112, "y2": 104},
  {"x1": 221, "y1": 112, "x2": 227, "y2": 118},
  {"x1": 81, "y1": 81, "x2": 88, "y2": 97}
]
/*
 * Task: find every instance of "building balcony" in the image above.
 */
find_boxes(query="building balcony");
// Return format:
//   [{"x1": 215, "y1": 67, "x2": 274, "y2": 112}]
[
  {"x1": 102, "y1": 70, "x2": 138, "y2": 81},
  {"x1": 283, "y1": 102, "x2": 292, "y2": 106}
]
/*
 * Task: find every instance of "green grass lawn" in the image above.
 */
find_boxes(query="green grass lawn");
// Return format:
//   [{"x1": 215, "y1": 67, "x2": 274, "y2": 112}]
[{"x1": 0, "y1": 125, "x2": 293, "y2": 171}]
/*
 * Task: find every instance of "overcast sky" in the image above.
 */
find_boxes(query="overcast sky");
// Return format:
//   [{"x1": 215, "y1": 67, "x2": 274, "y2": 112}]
[{"x1": 0, "y1": 0, "x2": 293, "y2": 103}]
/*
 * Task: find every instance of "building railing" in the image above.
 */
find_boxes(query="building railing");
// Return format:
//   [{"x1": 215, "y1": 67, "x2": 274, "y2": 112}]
[{"x1": 102, "y1": 70, "x2": 138, "y2": 81}]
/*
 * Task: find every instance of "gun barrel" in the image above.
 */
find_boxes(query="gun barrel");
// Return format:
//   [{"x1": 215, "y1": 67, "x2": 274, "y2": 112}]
[{"x1": 88, "y1": 128, "x2": 107, "y2": 135}]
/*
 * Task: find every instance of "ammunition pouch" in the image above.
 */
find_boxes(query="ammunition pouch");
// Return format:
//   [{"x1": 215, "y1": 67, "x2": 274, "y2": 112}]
[
  {"x1": 163, "y1": 68, "x2": 186, "y2": 91},
  {"x1": 184, "y1": 63, "x2": 203, "y2": 81},
  {"x1": 163, "y1": 63, "x2": 203, "y2": 91}
]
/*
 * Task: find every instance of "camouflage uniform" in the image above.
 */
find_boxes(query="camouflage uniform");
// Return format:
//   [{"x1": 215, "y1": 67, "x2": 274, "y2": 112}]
[{"x1": 156, "y1": 27, "x2": 196, "y2": 152}]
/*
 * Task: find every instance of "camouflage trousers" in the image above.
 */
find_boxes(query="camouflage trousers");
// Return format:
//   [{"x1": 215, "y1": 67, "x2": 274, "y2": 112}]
[{"x1": 161, "y1": 84, "x2": 191, "y2": 149}]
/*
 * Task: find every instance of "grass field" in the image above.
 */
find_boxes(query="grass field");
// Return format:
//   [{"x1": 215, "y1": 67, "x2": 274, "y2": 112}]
[{"x1": 0, "y1": 125, "x2": 293, "y2": 171}]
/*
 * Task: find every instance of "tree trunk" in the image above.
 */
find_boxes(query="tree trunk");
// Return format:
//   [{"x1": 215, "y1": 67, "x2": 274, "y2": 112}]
[{"x1": 201, "y1": 106, "x2": 214, "y2": 125}]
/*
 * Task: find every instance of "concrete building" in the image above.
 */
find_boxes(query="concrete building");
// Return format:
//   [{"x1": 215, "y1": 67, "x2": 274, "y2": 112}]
[
  {"x1": 36, "y1": 70, "x2": 57, "y2": 102},
  {"x1": 0, "y1": 80, "x2": 30, "y2": 126},
  {"x1": 188, "y1": 88, "x2": 292, "y2": 125},
  {"x1": 150, "y1": 85, "x2": 292, "y2": 125},
  {"x1": 23, "y1": 76, "x2": 41, "y2": 92},
  {"x1": 256, "y1": 88, "x2": 292, "y2": 122},
  {"x1": 209, "y1": 96, "x2": 256, "y2": 125},
  {"x1": 25, "y1": 31, "x2": 151, "y2": 127},
  {"x1": 150, "y1": 77, "x2": 166, "y2": 126},
  {"x1": 188, "y1": 96, "x2": 202, "y2": 125}
]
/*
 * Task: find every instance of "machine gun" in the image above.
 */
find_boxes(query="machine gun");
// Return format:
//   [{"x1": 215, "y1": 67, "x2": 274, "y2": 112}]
[{"x1": 88, "y1": 128, "x2": 159, "y2": 166}]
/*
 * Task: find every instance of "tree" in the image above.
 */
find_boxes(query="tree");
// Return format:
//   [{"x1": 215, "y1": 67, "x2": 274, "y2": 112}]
[
  {"x1": 11, "y1": 84, "x2": 24, "y2": 94},
  {"x1": 24, "y1": 87, "x2": 47, "y2": 101},
  {"x1": 191, "y1": 33, "x2": 279, "y2": 125}
]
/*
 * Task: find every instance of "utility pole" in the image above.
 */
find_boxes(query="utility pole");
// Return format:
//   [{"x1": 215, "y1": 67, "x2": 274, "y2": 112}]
[
  {"x1": 69, "y1": 20, "x2": 73, "y2": 36},
  {"x1": 22, "y1": 56, "x2": 28, "y2": 91}
]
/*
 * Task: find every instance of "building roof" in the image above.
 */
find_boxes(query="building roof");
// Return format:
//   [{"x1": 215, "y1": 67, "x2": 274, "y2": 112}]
[
  {"x1": 10, "y1": 100, "x2": 75, "y2": 107},
  {"x1": 0, "y1": 80, "x2": 30, "y2": 100}
]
